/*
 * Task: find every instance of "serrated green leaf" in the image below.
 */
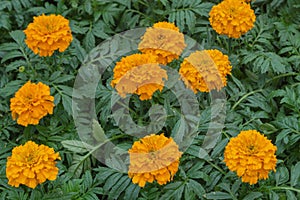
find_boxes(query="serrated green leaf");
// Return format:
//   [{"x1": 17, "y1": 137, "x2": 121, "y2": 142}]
[
  {"x1": 1, "y1": 50, "x2": 23, "y2": 63},
  {"x1": 218, "y1": 183, "x2": 231, "y2": 193},
  {"x1": 83, "y1": 170, "x2": 93, "y2": 189},
  {"x1": 9, "y1": 30, "x2": 25, "y2": 46},
  {"x1": 0, "y1": 80, "x2": 24, "y2": 98},
  {"x1": 259, "y1": 123, "x2": 278, "y2": 134},
  {"x1": 188, "y1": 179, "x2": 205, "y2": 197},
  {"x1": 83, "y1": 30, "x2": 95, "y2": 52},
  {"x1": 204, "y1": 191, "x2": 233, "y2": 199},
  {"x1": 231, "y1": 180, "x2": 241, "y2": 194},
  {"x1": 286, "y1": 190, "x2": 297, "y2": 200},
  {"x1": 84, "y1": 0, "x2": 92, "y2": 14},
  {"x1": 5, "y1": 60, "x2": 26, "y2": 72},
  {"x1": 103, "y1": 172, "x2": 123, "y2": 192},
  {"x1": 242, "y1": 192, "x2": 263, "y2": 200},
  {"x1": 62, "y1": 94, "x2": 73, "y2": 115},
  {"x1": 275, "y1": 166, "x2": 289, "y2": 185},
  {"x1": 108, "y1": 176, "x2": 131, "y2": 200},
  {"x1": 211, "y1": 138, "x2": 228, "y2": 158},
  {"x1": 0, "y1": 42, "x2": 19, "y2": 51},
  {"x1": 57, "y1": 85, "x2": 73, "y2": 96},
  {"x1": 50, "y1": 71, "x2": 62, "y2": 81},
  {"x1": 61, "y1": 140, "x2": 93, "y2": 153},
  {"x1": 269, "y1": 191, "x2": 279, "y2": 200},
  {"x1": 52, "y1": 75, "x2": 74, "y2": 84},
  {"x1": 92, "y1": 119, "x2": 107, "y2": 142},
  {"x1": 124, "y1": 183, "x2": 140, "y2": 200},
  {"x1": 290, "y1": 162, "x2": 300, "y2": 186}
]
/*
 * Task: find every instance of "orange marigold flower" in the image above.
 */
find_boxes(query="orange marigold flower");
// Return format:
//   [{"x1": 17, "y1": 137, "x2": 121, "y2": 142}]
[
  {"x1": 111, "y1": 53, "x2": 168, "y2": 100},
  {"x1": 6, "y1": 141, "x2": 61, "y2": 189},
  {"x1": 153, "y1": 22, "x2": 180, "y2": 31},
  {"x1": 138, "y1": 22, "x2": 186, "y2": 65},
  {"x1": 209, "y1": 0, "x2": 256, "y2": 38},
  {"x1": 128, "y1": 134, "x2": 182, "y2": 187},
  {"x1": 179, "y1": 49, "x2": 232, "y2": 93},
  {"x1": 224, "y1": 130, "x2": 277, "y2": 185},
  {"x1": 10, "y1": 81, "x2": 55, "y2": 127},
  {"x1": 24, "y1": 14, "x2": 73, "y2": 57}
]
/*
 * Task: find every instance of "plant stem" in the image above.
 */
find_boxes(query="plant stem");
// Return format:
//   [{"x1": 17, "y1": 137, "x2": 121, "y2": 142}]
[
  {"x1": 265, "y1": 72, "x2": 299, "y2": 85},
  {"x1": 71, "y1": 134, "x2": 126, "y2": 177},
  {"x1": 269, "y1": 186, "x2": 300, "y2": 193},
  {"x1": 231, "y1": 89, "x2": 263, "y2": 111},
  {"x1": 227, "y1": 37, "x2": 232, "y2": 55},
  {"x1": 206, "y1": 160, "x2": 227, "y2": 175}
]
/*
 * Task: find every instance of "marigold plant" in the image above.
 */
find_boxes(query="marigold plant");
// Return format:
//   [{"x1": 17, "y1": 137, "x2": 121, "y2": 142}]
[
  {"x1": 224, "y1": 130, "x2": 277, "y2": 185},
  {"x1": 179, "y1": 49, "x2": 232, "y2": 93},
  {"x1": 10, "y1": 81, "x2": 55, "y2": 127},
  {"x1": 209, "y1": 0, "x2": 256, "y2": 38},
  {"x1": 128, "y1": 134, "x2": 182, "y2": 187},
  {"x1": 6, "y1": 141, "x2": 61, "y2": 189},
  {"x1": 111, "y1": 53, "x2": 168, "y2": 100},
  {"x1": 138, "y1": 21, "x2": 186, "y2": 65},
  {"x1": 24, "y1": 14, "x2": 73, "y2": 56}
]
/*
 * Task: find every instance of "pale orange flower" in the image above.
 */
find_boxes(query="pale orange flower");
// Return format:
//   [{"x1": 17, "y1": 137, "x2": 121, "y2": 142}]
[
  {"x1": 111, "y1": 53, "x2": 168, "y2": 100},
  {"x1": 128, "y1": 134, "x2": 182, "y2": 187},
  {"x1": 224, "y1": 130, "x2": 277, "y2": 185},
  {"x1": 10, "y1": 81, "x2": 55, "y2": 126},
  {"x1": 179, "y1": 49, "x2": 232, "y2": 93},
  {"x1": 24, "y1": 14, "x2": 73, "y2": 56},
  {"x1": 209, "y1": 0, "x2": 256, "y2": 38},
  {"x1": 6, "y1": 141, "x2": 61, "y2": 188},
  {"x1": 138, "y1": 22, "x2": 186, "y2": 65}
]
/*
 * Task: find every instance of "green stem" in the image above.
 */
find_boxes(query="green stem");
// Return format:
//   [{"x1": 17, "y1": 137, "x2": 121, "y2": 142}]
[
  {"x1": 20, "y1": 45, "x2": 36, "y2": 78},
  {"x1": 222, "y1": 131, "x2": 231, "y2": 140},
  {"x1": 265, "y1": 72, "x2": 299, "y2": 85},
  {"x1": 127, "y1": 9, "x2": 151, "y2": 20},
  {"x1": 231, "y1": 89, "x2": 263, "y2": 111},
  {"x1": 292, "y1": 82, "x2": 300, "y2": 87},
  {"x1": 269, "y1": 186, "x2": 300, "y2": 193},
  {"x1": 71, "y1": 134, "x2": 125, "y2": 177},
  {"x1": 227, "y1": 37, "x2": 232, "y2": 55},
  {"x1": 115, "y1": 98, "x2": 138, "y2": 116},
  {"x1": 23, "y1": 126, "x2": 34, "y2": 141},
  {"x1": 51, "y1": 83, "x2": 63, "y2": 96},
  {"x1": 206, "y1": 160, "x2": 226, "y2": 175},
  {"x1": 242, "y1": 117, "x2": 256, "y2": 127}
]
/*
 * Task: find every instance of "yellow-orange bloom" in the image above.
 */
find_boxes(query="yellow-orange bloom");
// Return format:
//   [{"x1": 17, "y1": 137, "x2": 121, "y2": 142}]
[
  {"x1": 209, "y1": 0, "x2": 256, "y2": 38},
  {"x1": 179, "y1": 49, "x2": 232, "y2": 93},
  {"x1": 153, "y1": 22, "x2": 179, "y2": 31},
  {"x1": 6, "y1": 141, "x2": 61, "y2": 188},
  {"x1": 24, "y1": 14, "x2": 73, "y2": 56},
  {"x1": 111, "y1": 53, "x2": 168, "y2": 100},
  {"x1": 224, "y1": 130, "x2": 277, "y2": 185},
  {"x1": 128, "y1": 134, "x2": 182, "y2": 187},
  {"x1": 138, "y1": 22, "x2": 186, "y2": 65},
  {"x1": 10, "y1": 81, "x2": 55, "y2": 126}
]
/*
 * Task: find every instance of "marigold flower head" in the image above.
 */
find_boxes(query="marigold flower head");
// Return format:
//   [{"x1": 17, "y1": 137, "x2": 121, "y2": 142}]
[
  {"x1": 153, "y1": 22, "x2": 179, "y2": 31},
  {"x1": 10, "y1": 81, "x2": 55, "y2": 127},
  {"x1": 138, "y1": 22, "x2": 186, "y2": 65},
  {"x1": 224, "y1": 130, "x2": 277, "y2": 185},
  {"x1": 6, "y1": 141, "x2": 61, "y2": 188},
  {"x1": 209, "y1": 0, "x2": 256, "y2": 38},
  {"x1": 179, "y1": 49, "x2": 232, "y2": 93},
  {"x1": 24, "y1": 14, "x2": 73, "y2": 56},
  {"x1": 111, "y1": 53, "x2": 168, "y2": 100},
  {"x1": 128, "y1": 134, "x2": 182, "y2": 187}
]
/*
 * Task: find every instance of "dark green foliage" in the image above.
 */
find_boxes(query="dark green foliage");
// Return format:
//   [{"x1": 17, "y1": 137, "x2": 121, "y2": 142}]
[{"x1": 0, "y1": 0, "x2": 300, "y2": 199}]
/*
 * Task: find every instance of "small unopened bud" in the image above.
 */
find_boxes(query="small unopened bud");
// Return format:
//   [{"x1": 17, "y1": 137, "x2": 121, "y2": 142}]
[{"x1": 19, "y1": 66, "x2": 25, "y2": 72}]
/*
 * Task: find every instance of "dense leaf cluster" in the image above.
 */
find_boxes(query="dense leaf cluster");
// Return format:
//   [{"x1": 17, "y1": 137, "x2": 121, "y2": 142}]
[{"x1": 0, "y1": 0, "x2": 299, "y2": 199}]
